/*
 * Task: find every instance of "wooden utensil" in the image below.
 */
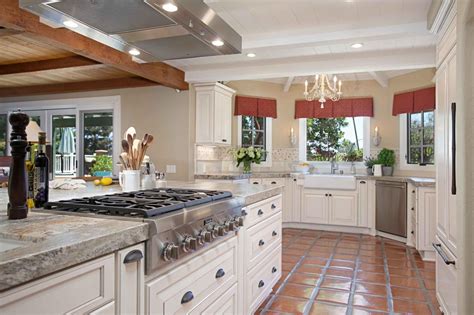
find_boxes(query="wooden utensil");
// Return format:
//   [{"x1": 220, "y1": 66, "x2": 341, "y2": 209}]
[
  {"x1": 120, "y1": 152, "x2": 130, "y2": 170},
  {"x1": 123, "y1": 127, "x2": 136, "y2": 140}
]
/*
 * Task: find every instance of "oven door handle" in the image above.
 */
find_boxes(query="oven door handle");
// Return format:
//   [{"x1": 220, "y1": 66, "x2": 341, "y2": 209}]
[{"x1": 432, "y1": 243, "x2": 455, "y2": 265}]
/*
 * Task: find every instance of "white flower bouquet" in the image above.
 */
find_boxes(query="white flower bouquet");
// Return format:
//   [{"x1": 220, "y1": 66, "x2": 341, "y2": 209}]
[{"x1": 231, "y1": 146, "x2": 265, "y2": 173}]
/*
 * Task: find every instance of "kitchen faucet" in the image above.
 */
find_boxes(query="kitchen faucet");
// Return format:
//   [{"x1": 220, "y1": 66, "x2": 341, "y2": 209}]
[{"x1": 330, "y1": 159, "x2": 339, "y2": 174}]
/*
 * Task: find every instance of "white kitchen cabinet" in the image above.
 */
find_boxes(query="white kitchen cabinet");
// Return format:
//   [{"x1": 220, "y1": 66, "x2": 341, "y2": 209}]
[
  {"x1": 302, "y1": 189, "x2": 357, "y2": 226},
  {"x1": 0, "y1": 254, "x2": 115, "y2": 315},
  {"x1": 357, "y1": 180, "x2": 368, "y2": 227},
  {"x1": 416, "y1": 187, "x2": 437, "y2": 259},
  {"x1": 189, "y1": 283, "x2": 238, "y2": 315},
  {"x1": 195, "y1": 83, "x2": 235, "y2": 146},
  {"x1": 116, "y1": 243, "x2": 145, "y2": 315}
]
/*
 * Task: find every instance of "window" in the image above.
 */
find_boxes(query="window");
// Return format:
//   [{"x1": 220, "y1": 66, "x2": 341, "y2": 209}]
[
  {"x1": 305, "y1": 117, "x2": 365, "y2": 162},
  {"x1": 238, "y1": 115, "x2": 272, "y2": 166},
  {"x1": 83, "y1": 111, "x2": 113, "y2": 176},
  {"x1": 0, "y1": 114, "x2": 7, "y2": 156},
  {"x1": 407, "y1": 111, "x2": 434, "y2": 164}
]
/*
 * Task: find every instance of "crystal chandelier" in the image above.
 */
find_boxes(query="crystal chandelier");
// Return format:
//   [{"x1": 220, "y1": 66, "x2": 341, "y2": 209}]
[{"x1": 304, "y1": 74, "x2": 342, "y2": 108}]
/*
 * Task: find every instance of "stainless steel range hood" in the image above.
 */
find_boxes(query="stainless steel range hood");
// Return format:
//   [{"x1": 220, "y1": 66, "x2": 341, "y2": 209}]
[{"x1": 20, "y1": 0, "x2": 242, "y2": 63}]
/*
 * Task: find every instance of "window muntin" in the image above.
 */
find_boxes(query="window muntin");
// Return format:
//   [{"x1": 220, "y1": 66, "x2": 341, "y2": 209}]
[
  {"x1": 306, "y1": 117, "x2": 364, "y2": 162},
  {"x1": 407, "y1": 111, "x2": 434, "y2": 165},
  {"x1": 241, "y1": 115, "x2": 267, "y2": 160}
]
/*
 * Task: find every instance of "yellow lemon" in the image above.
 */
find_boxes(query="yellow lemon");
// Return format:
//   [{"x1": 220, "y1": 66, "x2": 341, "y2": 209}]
[
  {"x1": 94, "y1": 179, "x2": 101, "y2": 186},
  {"x1": 100, "y1": 177, "x2": 113, "y2": 186}
]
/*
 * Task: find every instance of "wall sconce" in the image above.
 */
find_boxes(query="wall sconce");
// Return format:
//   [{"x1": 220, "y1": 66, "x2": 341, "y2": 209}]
[
  {"x1": 290, "y1": 127, "x2": 297, "y2": 146},
  {"x1": 372, "y1": 126, "x2": 381, "y2": 147}
]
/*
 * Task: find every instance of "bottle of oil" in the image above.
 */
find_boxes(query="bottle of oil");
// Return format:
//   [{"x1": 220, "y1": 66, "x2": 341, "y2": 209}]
[
  {"x1": 26, "y1": 145, "x2": 36, "y2": 209},
  {"x1": 34, "y1": 132, "x2": 48, "y2": 207}
]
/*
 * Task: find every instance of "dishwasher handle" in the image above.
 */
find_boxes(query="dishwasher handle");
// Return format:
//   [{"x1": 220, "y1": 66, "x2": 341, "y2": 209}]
[{"x1": 432, "y1": 243, "x2": 455, "y2": 265}]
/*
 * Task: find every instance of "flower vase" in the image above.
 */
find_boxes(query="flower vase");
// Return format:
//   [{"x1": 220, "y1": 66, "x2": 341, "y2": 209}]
[{"x1": 242, "y1": 160, "x2": 252, "y2": 174}]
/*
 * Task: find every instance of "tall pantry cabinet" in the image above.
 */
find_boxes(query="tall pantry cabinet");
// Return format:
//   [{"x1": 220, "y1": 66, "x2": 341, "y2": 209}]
[{"x1": 434, "y1": 10, "x2": 458, "y2": 315}]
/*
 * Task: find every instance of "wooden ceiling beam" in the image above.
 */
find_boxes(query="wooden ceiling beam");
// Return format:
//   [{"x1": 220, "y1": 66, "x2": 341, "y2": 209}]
[
  {"x1": 0, "y1": 0, "x2": 188, "y2": 90},
  {"x1": 0, "y1": 77, "x2": 159, "y2": 98},
  {"x1": 0, "y1": 56, "x2": 100, "y2": 75}
]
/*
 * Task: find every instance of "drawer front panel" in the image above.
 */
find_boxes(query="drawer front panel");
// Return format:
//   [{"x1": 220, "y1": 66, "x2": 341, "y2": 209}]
[
  {"x1": 245, "y1": 195, "x2": 282, "y2": 228},
  {"x1": 245, "y1": 212, "x2": 282, "y2": 270},
  {"x1": 0, "y1": 254, "x2": 115, "y2": 315},
  {"x1": 146, "y1": 237, "x2": 237, "y2": 315},
  {"x1": 247, "y1": 245, "x2": 282, "y2": 313},
  {"x1": 189, "y1": 283, "x2": 238, "y2": 315}
]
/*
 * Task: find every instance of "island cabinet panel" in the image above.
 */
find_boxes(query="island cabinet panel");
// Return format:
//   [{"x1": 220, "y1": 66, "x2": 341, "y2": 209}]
[
  {"x1": 0, "y1": 254, "x2": 115, "y2": 315},
  {"x1": 145, "y1": 237, "x2": 238, "y2": 315},
  {"x1": 189, "y1": 283, "x2": 238, "y2": 315},
  {"x1": 301, "y1": 190, "x2": 329, "y2": 224},
  {"x1": 116, "y1": 243, "x2": 145, "y2": 315}
]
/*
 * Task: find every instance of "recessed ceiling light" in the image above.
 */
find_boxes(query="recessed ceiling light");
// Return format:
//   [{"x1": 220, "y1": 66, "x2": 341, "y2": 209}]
[
  {"x1": 128, "y1": 48, "x2": 141, "y2": 56},
  {"x1": 212, "y1": 39, "x2": 224, "y2": 47},
  {"x1": 246, "y1": 52, "x2": 256, "y2": 58},
  {"x1": 63, "y1": 20, "x2": 78, "y2": 28},
  {"x1": 351, "y1": 43, "x2": 363, "y2": 49},
  {"x1": 162, "y1": 2, "x2": 178, "y2": 12}
]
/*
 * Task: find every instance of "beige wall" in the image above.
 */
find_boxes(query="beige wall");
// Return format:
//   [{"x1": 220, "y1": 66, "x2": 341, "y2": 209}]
[
  {"x1": 227, "y1": 68, "x2": 436, "y2": 176},
  {"x1": 0, "y1": 86, "x2": 192, "y2": 181}
]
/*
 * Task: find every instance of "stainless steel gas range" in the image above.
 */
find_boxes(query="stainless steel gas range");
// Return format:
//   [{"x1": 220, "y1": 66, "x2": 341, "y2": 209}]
[{"x1": 43, "y1": 188, "x2": 246, "y2": 275}]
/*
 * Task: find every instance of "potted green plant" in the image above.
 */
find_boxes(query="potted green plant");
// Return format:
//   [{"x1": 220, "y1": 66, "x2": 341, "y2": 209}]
[
  {"x1": 377, "y1": 148, "x2": 396, "y2": 176},
  {"x1": 231, "y1": 146, "x2": 265, "y2": 174},
  {"x1": 364, "y1": 156, "x2": 378, "y2": 175},
  {"x1": 90, "y1": 155, "x2": 113, "y2": 177}
]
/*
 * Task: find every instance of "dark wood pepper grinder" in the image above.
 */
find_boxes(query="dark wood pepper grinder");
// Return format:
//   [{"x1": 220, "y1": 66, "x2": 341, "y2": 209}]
[{"x1": 8, "y1": 110, "x2": 30, "y2": 220}]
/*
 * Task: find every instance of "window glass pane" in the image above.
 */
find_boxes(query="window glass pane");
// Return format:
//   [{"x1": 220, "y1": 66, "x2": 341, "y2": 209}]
[
  {"x1": 423, "y1": 146, "x2": 435, "y2": 164},
  {"x1": 410, "y1": 113, "x2": 422, "y2": 129},
  {"x1": 254, "y1": 117, "x2": 265, "y2": 130},
  {"x1": 83, "y1": 112, "x2": 113, "y2": 176},
  {"x1": 410, "y1": 128, "x2": 422, "y2": 145},
  {"x1": 306, "y1": 117, "x2": 364, "y2": 162},
  {"x1": 423, "y1": 127, "x2": 434, "y2": 145},
  {"x1": 0, "y1": 114, "x2": 6, "y2": 156},
  {"x1": 254, "y1": 131, "x2": 265, "y2": 146},
  {"x1": 242, "y1": 116, "x2": 252, "y2": 130},
  {"x1": 424, "y1": 111, "x2": 434, "y2": 128},
  {"x1": 409, "y1": 147, "x2": 421, "y2": 164},
  {"x1": 241, "y1": 130, "x2": 253, "y2": 146},
  {"x1": 52, "y1": 114, "x2": 77, "y2": 177}
]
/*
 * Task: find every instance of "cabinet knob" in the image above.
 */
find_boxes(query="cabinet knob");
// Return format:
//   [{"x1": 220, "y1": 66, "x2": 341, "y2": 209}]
[
  {"x1": 325, "y1": 193, "x2": 328, "y2": 197},
  {"x1": 272, "y1": 266, "x2": 277, "y2": 273},
  {"x1": 293, "y1": 178, "x2": 297, "y2": 182},
  {"x1": 215, "y1": 268, "x2": 226, "y2": 279},
  {"x1": 258, "y1": 280, "x2": 265, "y2": 288},
  {"x1": 222, "y1": 139, "x2": 227, "y2": 142},
  {"x1": 181, "y1": 291, "x2": 194, "y2": 304},
  {"x1": 258, "y1": 209, "x2": 264, "y2": 216},
  {"x1": 271, "y1": 204, "x2": 276, "y2": 209},
  {"x1": 259, "y1": 239, "x2": 265, "y2": 246},
  {"x1": 272, "y1": 230, "x2": 278, "y2": 237},
  {"x1": 411, "y1": 230, "x2": 414, "y2": 234},
  {"x1": 411, "y1": 207, "x2": 415, "y2": 211}
]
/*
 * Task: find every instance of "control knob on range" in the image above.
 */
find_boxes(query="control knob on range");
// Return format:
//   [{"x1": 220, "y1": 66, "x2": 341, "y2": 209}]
[
  {"x1": 182, "y1": 236, "x2": 198, "y2": 252},
  {"x1": 225, "y1": 220, "x2": 235, "y2": 232},
  {"x1": 162, "y1": 243, "x2": 179, "y2": 262},
  {"x1": 217, "y1": 225, "x2": 226, "y2": 236},
  {"x1": 200, "y1": 230, "x2": 212, "y2": 243}
]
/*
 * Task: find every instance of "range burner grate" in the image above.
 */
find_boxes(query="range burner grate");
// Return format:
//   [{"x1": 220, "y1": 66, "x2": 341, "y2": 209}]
[{"x1": 44, "y1": 188, "x2": 232, "y2": 218}]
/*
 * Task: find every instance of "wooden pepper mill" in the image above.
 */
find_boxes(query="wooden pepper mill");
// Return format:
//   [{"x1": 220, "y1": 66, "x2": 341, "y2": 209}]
[{"x1": 8, "y1": 110, "x2": 30, "y2": 220}]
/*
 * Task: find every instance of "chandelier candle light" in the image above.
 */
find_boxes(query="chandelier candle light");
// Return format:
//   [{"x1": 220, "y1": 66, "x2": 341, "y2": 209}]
[{"x1": 304, "y1": 74, "x2": 343, "y2": 108}]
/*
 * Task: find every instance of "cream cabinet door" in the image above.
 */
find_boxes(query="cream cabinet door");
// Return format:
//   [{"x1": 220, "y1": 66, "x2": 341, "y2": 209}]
[
  {"x1": 301, "y1": 190, "x2": 328, "y2": 224},
  {"x1": 329, "y1": 190, "x2": 357, "y2": 226},
  {"x1": 195, "y1": 90, "x2": 214, "y2": 144},
  {"x1": 213, "y1": 90, "x2": 231, "y2": 145},
  {"x1": 417, "y1": 188, "x2": 437, "y2": 252}
]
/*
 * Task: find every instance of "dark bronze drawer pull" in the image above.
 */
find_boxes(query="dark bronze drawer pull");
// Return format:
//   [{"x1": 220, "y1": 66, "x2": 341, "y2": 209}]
[
  {"x1": 271, "y1": 181, "x2": 277, "y2": 184},
  {"x1": 123, "y1": 250, "x2": 143, "y2": 264},
  {"x1": 259, "y1": 239, "x2": 265, "y2": 246},
  {"x1": 258, "y1": 280, "x2": 265, "y2": 288},
  {"x1": 272, "y1": 266, "x2": 277, "y2": 273},
  {"x1": 258, "y1": 209, "x2": 264, "y2": 216},
  {"x1": 271, "y1": 204, "x2": 276, "y2": 209},
  {"x1": 181, "y1": 291, "x2": 194, "y2": 304},
  {"x1": 272, "y1": 231, "x2": 277, "y2": 237},
  {"x1": 215, "y1": 268, "x2": 225, "y2": 279}
]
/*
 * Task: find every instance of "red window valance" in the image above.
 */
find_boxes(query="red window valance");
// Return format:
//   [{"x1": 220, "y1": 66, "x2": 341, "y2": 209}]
[
  {"x1": 234, "y1": 95, "x2": 277, "y2": 118},
  {"x1": 294, "y1": 97, "x2": 374, "y2": 118},
  {"x1": 392, "y1": 86, "x2": 435, "y2": 116}
]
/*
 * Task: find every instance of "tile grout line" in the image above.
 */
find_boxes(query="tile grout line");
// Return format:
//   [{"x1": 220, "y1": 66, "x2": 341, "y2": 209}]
[
  {"x1": 302, "y1": 232, "x2": 343, "y2": 315},
  {"x1": 406, "y1": 248, "x2": 437, "y2": 314},
  {"x1": 345, "y1": 234, "x2": 362, "y2": 315},
  {"x1": 260, "y1": 230, "x2": 323, "y2": 314},
  {"x1": 380, "y1": 238, "x2": 395, "y2": 314}
]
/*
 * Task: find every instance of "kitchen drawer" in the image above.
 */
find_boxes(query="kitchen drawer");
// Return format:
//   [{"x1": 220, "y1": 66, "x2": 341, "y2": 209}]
[
  {"x1": 244, "y1": 195, "x2": 282, "y2": 228},
  {"x1": 146, "y1": 237, "x2": 237, "y2": 315},
  {"x1": 435, "y1": 239, "x2": 457, "y2": 315},
  {"x1": 0, "y1": 254, "x2": 115, "y2": 315},
  {"x1": 246, "y1": 245, "x2": 282, "y2": 314},
  {"x1": 189, "y1": 283, "x2": 238, "y2": 315},
  {"x1": 245, "y1": 212, "x2": 282, "y2": 270},
  {"x1": 261, "y1": 178, "x2": 285, "y2": 186}
]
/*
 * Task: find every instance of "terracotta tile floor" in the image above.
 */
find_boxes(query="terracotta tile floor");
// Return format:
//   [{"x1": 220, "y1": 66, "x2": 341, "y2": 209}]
[{"x1": 256, "y1": 228, "x2": 441, "y2": 315}]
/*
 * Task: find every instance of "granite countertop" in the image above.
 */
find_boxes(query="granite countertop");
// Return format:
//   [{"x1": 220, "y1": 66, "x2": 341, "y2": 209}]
[
  {"x1": 0, "y1": 181, "x2": 282, "y2": 291},
  {"x1": 194, "y1": 172, "x2": 291, "y2": 180}
]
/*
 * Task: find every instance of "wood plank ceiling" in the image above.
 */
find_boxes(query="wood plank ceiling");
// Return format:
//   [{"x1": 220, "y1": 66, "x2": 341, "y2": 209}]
[{"x1": 0, "y1": 0, "x2": 188, "y2": 97}]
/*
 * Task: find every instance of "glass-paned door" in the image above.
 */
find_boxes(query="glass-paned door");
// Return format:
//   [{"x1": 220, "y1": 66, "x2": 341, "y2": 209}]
[
  {"x1": 82, "y1": 111, "x2": 113, "y2": 176},
  {"x1": 50, "y1": 110, "x2": 77, "y2": 177}
]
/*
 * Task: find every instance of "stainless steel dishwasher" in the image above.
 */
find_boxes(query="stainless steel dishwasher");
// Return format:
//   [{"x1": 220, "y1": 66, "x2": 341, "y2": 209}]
[{"x1": 376, "y1": 181, "x2": 407, "y2": 237}]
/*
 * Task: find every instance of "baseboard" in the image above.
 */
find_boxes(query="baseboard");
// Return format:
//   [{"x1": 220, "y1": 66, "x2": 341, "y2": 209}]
[
  {"x1": 376, "y1": 230, "x2": 407, "y2": 244},
  {"x1": 282, "y1": 222, "x2": 372, "y2": 235}
]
